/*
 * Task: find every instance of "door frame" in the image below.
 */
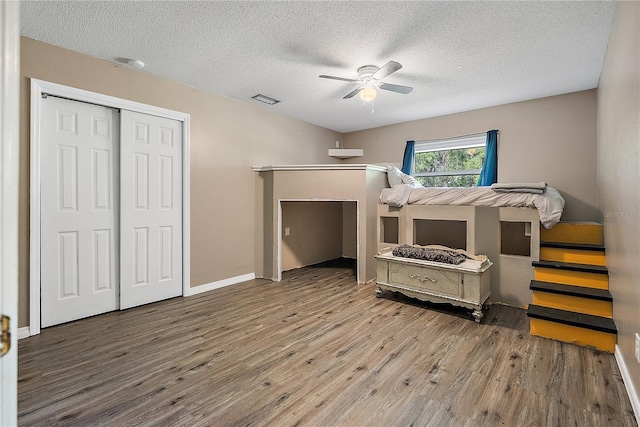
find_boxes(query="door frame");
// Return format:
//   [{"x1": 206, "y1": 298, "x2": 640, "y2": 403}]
[
  {"x1": 1, "y1": 0, "x2": 20, "y2": 423},
  {"x1": 29, "y1": 79, "x2": 191, "y2": 336}
]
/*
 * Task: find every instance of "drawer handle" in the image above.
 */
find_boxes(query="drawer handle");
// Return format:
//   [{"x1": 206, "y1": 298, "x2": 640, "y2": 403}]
[{"x1": 409, "y1": 273, "x2": 437, "y2": 283}]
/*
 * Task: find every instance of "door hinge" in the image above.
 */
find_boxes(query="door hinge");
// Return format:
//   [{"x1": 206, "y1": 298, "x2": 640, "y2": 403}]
[{"x1": 1, "y1": 315, "x2": 10, "y2": 357}]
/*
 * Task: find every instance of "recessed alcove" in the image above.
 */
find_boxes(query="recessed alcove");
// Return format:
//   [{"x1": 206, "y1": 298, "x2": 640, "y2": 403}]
[
  {"x1": 380, "y1": 216, "x2": 399, "y2": 245},
  {"x1": 413, "y1": 219, "x2": 467, "y2": 250},
  {"x1": 253, "y1": 164, "x2": 388, "y2": 283},
  {"x1": 500, "y1": 221, "x2": 531, "y2": 256},
  {"x1": 281, "y1": 201, "x2": 357, "y2": 272}
]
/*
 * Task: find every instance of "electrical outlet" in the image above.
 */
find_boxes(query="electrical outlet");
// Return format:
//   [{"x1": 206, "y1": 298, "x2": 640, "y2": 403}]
[
  {"x1": 284, "y1": 227, "x2": 290, "y2": 236},
  {"x1": 635, "y1": 333, "x2": 640, "y2": 364},
  {"x1": 335, "y1": 141, "x2": 340, "y2": 148}
]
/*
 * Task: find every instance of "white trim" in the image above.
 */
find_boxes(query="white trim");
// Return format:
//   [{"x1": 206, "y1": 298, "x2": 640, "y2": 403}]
[
  {"x1": 414, "y1": 169, "x2": 481, "y2": 178},
  {"x1": 277, "y1": 201, "x2": 283, "y2": 281},
  {"x1": 356, "y1": 200, "x2": 361, "y2": 283},
  {"x1": 1, "y1": 1, "x2": 20, "y2": 423},
  {"x1": 182, "y1": 115, "x2": 191, "y2": 298},
  {"x1": 615, "y1": 345, "x2": 640, "y2": 425},
  {"x1": 29, "y1": 81, "x2": 41, "y2": 336},
  {"x1": 17, "y1": 328, "x2": 30, "y2": 341},
  {"x1": 29, "y1": 79, "x2": 191, "y2": 335},
  {"x1": 187, "y1": 273, "x2": 255, "y2": 296},
  {"x1": 252, "y1": 164, "x2": 386, "y2": 172},
  {"x1": 276, "y1": 198, "x2": 360, "y2": 283},
  {"x1": 32, "y1": 80, "x2": 189, "y2": 121},
  {"x1": 414, "y1": 134, "x2": 486, "y2": 152}
]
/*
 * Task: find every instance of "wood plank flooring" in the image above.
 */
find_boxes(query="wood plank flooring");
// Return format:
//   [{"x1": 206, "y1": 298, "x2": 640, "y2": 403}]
[{"x1": 18, "y1": 259, "x2": 637, "y2": 426}]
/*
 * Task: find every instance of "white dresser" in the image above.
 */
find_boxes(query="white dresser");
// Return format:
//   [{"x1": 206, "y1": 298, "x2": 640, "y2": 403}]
[{"x1": 375, "y1": 252, "x2": 493, "y2": 322}]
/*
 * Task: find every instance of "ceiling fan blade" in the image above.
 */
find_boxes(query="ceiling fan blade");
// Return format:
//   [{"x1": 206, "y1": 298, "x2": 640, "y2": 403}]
[
  {"x1": 343, "y1": 87, "x2": 364, "y2": 99},
  {"x1": 372, "y1": 61, "x2": 402, "y2": 80},
  {"x1": 319, "y1": 75, "x2": 360, "y2": 83},
  {"x1": 379, "y1": 82, "x2": 413, "y2": 94}
]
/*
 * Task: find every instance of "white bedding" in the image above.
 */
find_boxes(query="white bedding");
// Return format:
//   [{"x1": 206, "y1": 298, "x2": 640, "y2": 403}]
[{"x1": 380, "y1": 185, "x2": 565, "y2": 229}]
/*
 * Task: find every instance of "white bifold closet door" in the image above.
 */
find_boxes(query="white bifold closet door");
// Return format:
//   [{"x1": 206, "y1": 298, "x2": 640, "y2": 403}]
[
  {"x1": 40, "y1": 97, "x2": 182, "y2": 327},
  {"x1": 41, "y1": 97, "x2": 120, "y2": 327},
  {"x1": 119, "y1": 110, "x2": 182, "y2": 309}
]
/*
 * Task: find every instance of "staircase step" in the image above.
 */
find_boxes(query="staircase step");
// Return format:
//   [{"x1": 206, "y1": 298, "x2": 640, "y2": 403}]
[
  {"x1": 534, "y1": 267, "x2": 609, "y2": 290},
  {"x1": 527, "y1": 304, "x2": 617, "y2": 353},
  {"x1": 540, "y1": 242, "x2": 605, "y2": 251},
  {"x1": 527, "y1": 304, "x2": 617, "y2": 333},
  {"x1": 532, "y1": 260, "x2": 608, "y2": 275},
  {"x1": 530, "y1": 280, "x2": 613, "y2": 318},
  {"x1": 529, "y1": 280, "x2": 612, "y2": 301},
  {"x1": 533, "y1": 261, "x2": 609, "y2": 290},
  {"x1": 540, "y1": 222, "x2": 603, "y2": 245},
  {"x1": 539, "y1": 246, "x2": 606, "y2": 266}
]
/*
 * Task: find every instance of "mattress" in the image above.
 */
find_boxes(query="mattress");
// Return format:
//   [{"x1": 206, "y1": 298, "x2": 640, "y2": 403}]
[{"x1": 380, "y1": 185, "x2": 565, "y2": 229}]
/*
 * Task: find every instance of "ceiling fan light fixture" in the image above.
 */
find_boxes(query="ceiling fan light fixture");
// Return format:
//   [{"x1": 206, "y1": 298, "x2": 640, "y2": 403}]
[
  {"x1": 360, "y1": 87, "x2": 377, "y2": 101},
  {"x1": 319, "y1": 60, "x2": 411, "y2": 107}
]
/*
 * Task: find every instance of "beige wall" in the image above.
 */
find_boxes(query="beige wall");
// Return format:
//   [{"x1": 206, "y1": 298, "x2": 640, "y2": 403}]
[
  {"x1": 342, "y1": 201, "x2": 358, "y2": 259},
  {"x1": 343, "y1": 90, "x2": 599, "y2": 222},
  {"x1": 18, "y1": 37, "x2": 342, "y2": 326},
  {"x1": 281, "y1": 200, "x2": 359, "y2": 271},
  {"x1": 281, "y1": 201, "x2": 344, "y2": 271},
  {"x1": 597, "y1": 0, "x2": 640, "y2": 410}
]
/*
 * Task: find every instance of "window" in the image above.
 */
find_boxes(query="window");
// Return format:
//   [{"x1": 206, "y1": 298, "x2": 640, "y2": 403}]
[{"x1": 413, "y1": 134, "x2": 486, "y2": 187}]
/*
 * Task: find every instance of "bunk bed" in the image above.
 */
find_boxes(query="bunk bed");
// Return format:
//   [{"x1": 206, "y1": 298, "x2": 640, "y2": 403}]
[
  {"x1": 380, "y1": 184, "x2": 565, "y2": 229},
  {"x1": 375, "y1": 166, "x2": 566, "y2": 311}
]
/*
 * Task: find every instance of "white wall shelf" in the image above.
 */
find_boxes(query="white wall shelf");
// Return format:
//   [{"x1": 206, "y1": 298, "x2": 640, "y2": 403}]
[{"x1": 328, "y1": 148, "x2": 363, "y2": 159}]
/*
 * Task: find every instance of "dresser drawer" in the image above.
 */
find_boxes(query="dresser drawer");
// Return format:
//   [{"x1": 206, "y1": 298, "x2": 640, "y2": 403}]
[{"x1": 388, "y1": 262, "x2": 461, "y2": 297}]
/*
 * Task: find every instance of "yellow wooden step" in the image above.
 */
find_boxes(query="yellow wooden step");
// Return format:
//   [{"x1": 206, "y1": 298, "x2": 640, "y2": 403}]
[
  {"x1": 530, "y1": 280, "x2": 613, "y2": 318},
  {"x1": 529, "y1": 318, "x2": 616, "y2": 353},
  {"x1": 540, "y1": 222, "x2": 603, "y2": 245},
  {"x1": 527, "y1": 305, "x2": 616, "y2": 353},
  {"x1": 534, "y1": 268, "x2": 608, "y2": 290},
  {"x1": 532, "y1": 291, "x2": 612, "y2": 318},
  {"x1": 532, "y1": 261, "x2": 609, "y2": 289},
  {"x1": 539, "y1": 247, "x2": 606, "y2": 266}
]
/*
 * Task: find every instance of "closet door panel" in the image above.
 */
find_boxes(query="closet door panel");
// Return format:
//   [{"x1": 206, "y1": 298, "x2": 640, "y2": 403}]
[
  {"x1": 40, "y1": 97, "x2": 119, "y2": 327},
  {"x1": 120, "y1": 111, "x2": 182, "y2": 309}
]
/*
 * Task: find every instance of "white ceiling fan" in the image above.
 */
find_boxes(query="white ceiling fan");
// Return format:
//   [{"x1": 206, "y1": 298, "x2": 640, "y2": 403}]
[{"x1": 319, "y1": 60, "x2": 413, "y2": 100}]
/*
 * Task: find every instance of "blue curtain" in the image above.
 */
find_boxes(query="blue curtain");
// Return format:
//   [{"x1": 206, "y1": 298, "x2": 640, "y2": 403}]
[
  {"x1": 401, "y1": 140, "x2": 415, "y2": 174},
  {"x1": 478, "y1": 130, "x2": 498, "y2": 186}
]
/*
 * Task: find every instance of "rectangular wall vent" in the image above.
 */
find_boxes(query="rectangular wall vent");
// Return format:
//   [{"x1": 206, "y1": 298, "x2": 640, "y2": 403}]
[{"x1": 251, "y1": 94, "x2": 280, "y2": 105}]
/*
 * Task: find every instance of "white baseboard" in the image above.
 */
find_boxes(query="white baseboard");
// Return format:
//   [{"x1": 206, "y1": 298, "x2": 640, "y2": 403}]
[
  {"x1": 615, "y1": 344, "x2": 640, "y2": 425},
  {"x1": 187, "y1": 273, "x2": 255, "y2": 296},
  {"x1": 18, "y1": 275, "x2": 257, "y2": 335},
  {"x1": 17, "y1": 327, "x2": 31, "y2": 340}
]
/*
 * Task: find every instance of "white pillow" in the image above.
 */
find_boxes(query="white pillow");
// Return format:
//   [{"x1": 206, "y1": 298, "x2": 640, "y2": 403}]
[
  {"x1": 402, "y1": 173, "x2": 424, "y2": 188},
  {"x1": 386, "y1": 166, "x2": 404, "y2": 187}
]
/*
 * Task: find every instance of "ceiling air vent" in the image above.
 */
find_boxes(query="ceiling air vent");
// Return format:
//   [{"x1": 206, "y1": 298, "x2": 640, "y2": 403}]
[{"x1": 251, "y1": 94, "x2": 280, "y2": 105}]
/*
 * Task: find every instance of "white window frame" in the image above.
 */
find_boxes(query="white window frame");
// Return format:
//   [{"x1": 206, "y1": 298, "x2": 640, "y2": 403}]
[{"x1": 413, "y1": 134, "x2": 486, "y2": 183}]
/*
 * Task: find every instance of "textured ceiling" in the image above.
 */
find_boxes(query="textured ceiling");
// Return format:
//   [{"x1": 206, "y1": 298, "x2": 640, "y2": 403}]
[{"x1": 20, "y1": 1, "x2": 618, "y2": 133}]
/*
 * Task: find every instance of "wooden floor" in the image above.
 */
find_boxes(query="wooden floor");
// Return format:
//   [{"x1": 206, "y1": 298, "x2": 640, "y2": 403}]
[{"x1": 18, "y1": 259, "x2": 637, "y2": 427}]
